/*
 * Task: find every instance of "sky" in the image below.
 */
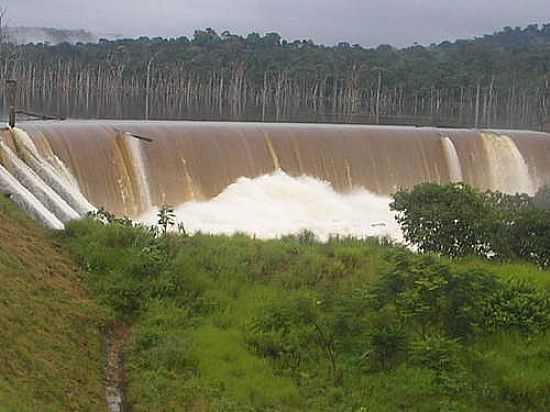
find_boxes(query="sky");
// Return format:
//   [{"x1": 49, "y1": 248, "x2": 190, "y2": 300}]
[{"x1": 3, "y1": 0, "x2": 550, "y2": 47}]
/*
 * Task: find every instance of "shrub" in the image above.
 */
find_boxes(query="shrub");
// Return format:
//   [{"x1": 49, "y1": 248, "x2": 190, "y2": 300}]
[
  {"x1": 508, "y1": 208, "x2": 550, "y2": 268},
  {"x1": 409, "y1": 335, "x2": 466, "y2": 391},
  {"x1": 533, "y1": 184, "x2": 550, "y2": 209},
  {"x1": 370, "y1": 252, "x2": 498, "y2": 339},
  {"x1": 390, "y1": 183, "x2": 493, "y2": 258},
  {"x1": 157, "y1": 205, "x2": 176, "y2": 234},
  {"x1": 391, "y1": 183, "x2": 550, "y2": 267},
  {"x1": 480, "y1": 280, "x2": 550, "y2": 336},
  {"x1": 368, "y1": 324, "x2": 407, "y2": 371}
]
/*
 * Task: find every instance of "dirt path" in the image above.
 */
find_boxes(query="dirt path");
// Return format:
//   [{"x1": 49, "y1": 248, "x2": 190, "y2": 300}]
[{"x1": 104, "y1": 322, "x2": 130, "y2": 412}]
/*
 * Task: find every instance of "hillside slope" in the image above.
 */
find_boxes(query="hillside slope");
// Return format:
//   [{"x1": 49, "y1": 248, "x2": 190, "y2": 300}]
[{"x1": 0, "y1": 195, "x2": 106, "y2": 412}]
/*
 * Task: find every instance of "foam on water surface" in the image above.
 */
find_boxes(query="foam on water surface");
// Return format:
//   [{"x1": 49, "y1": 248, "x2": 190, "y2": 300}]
[
  {"x1": 139, "y1": 171, "x2": 403, "y2": 242},
  {"x1": 0, "y1": 141, "x2": 79, "y2": 223},
  {"x1": 0, "y1": 163, "x2": 64, "y2": 230},
  {"x1": 11, "y1": 128, "x2": 95, "y2": 215}
]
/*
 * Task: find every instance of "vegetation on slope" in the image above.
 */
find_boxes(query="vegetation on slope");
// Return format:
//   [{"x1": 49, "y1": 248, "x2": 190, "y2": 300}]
[
  {"x1": 62, "y1": 209, "x2": 550, "y2": 411},
  {"x1": 3, "y1": 181, "x2": 550, "y2": 411},
  {"x1": 0, "y1": 195, "x2": 107, "y2": 412}
]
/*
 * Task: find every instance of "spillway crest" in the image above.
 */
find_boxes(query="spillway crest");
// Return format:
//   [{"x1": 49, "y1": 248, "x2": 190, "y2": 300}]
[{"x1": 1, "y1": 121, "x2": 549, "y2": 236}]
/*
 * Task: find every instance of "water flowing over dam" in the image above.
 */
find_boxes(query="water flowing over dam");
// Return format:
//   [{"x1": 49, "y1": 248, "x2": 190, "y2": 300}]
[{"x1": 1, "y1": 121, "x2": 549, "y2": 238}]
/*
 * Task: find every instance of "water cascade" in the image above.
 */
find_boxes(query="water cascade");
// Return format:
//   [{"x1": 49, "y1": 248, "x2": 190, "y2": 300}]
[
  {"x1": 1, "y1": 121, "x2": 549, "y2": 235},
  {"x1": 480, "y1": 132, "x2": 535, "y2": 195},
  {"x1": 124, "y1": 133, "x2": 153, "y2": 212},
  {"x1": 0, "y1": 163, "x2": 64, "y2": 230},
  {"x1": 0, "y1": 141, "x2": 79, "y2": 223},
  {"x1": 10, "y1": 128, "x2": 95, "y2": 215},
  {"x1": 441, "y1": 137, "x2": 463, "y2": 183}
]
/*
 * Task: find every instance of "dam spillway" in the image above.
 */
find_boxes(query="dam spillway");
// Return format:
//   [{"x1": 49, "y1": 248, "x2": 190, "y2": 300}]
[{"x1": 1, "y1": 121, "x2": 550, "y2": 233}]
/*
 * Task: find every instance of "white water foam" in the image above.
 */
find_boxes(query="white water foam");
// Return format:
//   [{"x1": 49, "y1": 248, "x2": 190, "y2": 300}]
[
  {"x1": 139, "y1": 171, "x2": 402, "y2": 242},
  {"x1": 481, "y1": 132, "x2": 535, "y2": 195},
  {"x1": 0, "y1": 163, "x2": 64, "y2": 230},
  {"x1": 125, "y1": 133, "x2": 153, "y2": 212},
  {"x1": 0, "y1": 142, "x2": 80, "y2": 223},
  {"x1": 11, "y1": 128, "x2": 95, "y2": 215},
  {"x1": 442, "y1": 137, "x2": 463, "y2": 182}
]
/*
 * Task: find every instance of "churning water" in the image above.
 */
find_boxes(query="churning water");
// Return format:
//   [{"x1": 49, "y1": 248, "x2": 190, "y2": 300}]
[
  {"x1": 139, "y1": 171, "x2": 403, "y2": 242},
  {"x1": 2, "y1": 121, "x2": 549, "y2": 234}
]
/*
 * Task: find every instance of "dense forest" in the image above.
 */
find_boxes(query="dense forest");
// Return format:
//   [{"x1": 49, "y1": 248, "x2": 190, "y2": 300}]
[{"x1": 1, "y1": 23, "x2": 550, "y2": 129}]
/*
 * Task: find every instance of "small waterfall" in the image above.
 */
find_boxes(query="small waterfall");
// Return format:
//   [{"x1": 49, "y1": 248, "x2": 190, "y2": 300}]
[
  {"x1": 125, "y1": 133, "x2": 153, "y2": 211},
  {"x1": 0, "y1": 163, "x2": 64, "y2": 230},
  {"x1": 481, "y1": 132, "x2": 535, "y2": 195},
  {"x1": 34, "y1": 135, "x2": 81, "y2": 189},
  {"x1": 0, "y1": 142, "x2": 80, "y2": 223},
  {"x1": 11, "y1": 128, "x2": 95, "y2": 215},
  {"x1": 441, "y1": 137, "x2": 463, "y2": 182}
]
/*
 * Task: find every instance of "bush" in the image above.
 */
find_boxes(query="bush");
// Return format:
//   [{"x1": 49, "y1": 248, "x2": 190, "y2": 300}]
[
  {"x1": 391, "y1": 183, "x2": 550, "y2": 268},
  {"x1": 390, "y1": 183, "x2": 494, "y2": 258},
  {"x1": 509, "y1": 208, "x2": 550, "y2": 268},
  {"x1": 533, "y1": 185, "x2": 550, "y2": 209},
  {"x1": 480, "y1": 280, "x2": 550, "y2": 336},
  {"x1": 246, "y1": 292, "x2": 321, "y2": 373},
  {"x1": 368, "y1": 324, "x2": 407, "y2": 371},
  {"x1": 370, "y1": 252, "x2": 499, "y2": 339},
  {"x1": 409, "y1": 335, "x2": 466, "y2": 390}
]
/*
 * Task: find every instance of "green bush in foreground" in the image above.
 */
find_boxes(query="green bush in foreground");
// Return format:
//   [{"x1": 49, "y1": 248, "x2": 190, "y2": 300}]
[
  {"x1": 63, "y1": 217, "x2": 550, "y2": 411},
  {"x1": 391, "y1": 183, "x2": 550, "y2": 267}
]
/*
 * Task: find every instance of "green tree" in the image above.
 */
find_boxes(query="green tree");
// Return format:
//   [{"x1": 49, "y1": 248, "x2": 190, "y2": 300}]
[
  {"x1": 390, "y1": 183, "x2": 493, "y2": 258},
  {"x1": 391, "y1": 183, "x2": 550, "y2": 267},
  {"x1": 370, "y1": 252, "x2": 498, "y2": 339},
  {"x1": 509, "y1": 207, "x2": 550, "y2": 268}
]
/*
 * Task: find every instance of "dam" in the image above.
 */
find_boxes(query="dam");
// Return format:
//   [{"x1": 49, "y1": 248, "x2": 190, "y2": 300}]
[{"x1": 1, "y1": 121, "x2": 549, "y2": 238}]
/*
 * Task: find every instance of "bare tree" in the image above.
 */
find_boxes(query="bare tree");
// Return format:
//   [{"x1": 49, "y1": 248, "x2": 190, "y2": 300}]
[
  {"x1": 0, "y1": 6, "x2": 22, "y2": 81},
  {"x1": 0, "y1": 6, "x2": 6, "y2": 49}
]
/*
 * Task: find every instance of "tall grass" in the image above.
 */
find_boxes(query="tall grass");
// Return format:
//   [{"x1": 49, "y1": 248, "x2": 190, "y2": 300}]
[{"x1": 63, "y1": 218, "x2": 550, "y2": 411}]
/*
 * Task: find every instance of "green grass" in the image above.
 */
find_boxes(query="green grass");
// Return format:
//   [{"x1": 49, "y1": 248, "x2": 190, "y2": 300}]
[
  {"x1": 0, "y1": 196, "x2": 107, "y2": 412},
  {"x1": 457, "y1": 257, "x2": 550, "y2": 289},
  {"x1": 3, "y1": 189, "x2": 550, "y2": 411},
  {"x1": 61, "y1": 218, "x2": 550, "y2": 411}
]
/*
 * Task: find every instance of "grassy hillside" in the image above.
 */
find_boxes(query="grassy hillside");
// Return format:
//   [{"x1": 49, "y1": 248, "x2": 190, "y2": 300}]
[
  {"x1": 64, "y1": 218, "x2": 550, "y2": 411},
  {"x1": 0, "y1": 195, "x2": 107, "y2": 412},
  {"x1": 3, "y1": 189, "x2": 550, "y2": 411}
]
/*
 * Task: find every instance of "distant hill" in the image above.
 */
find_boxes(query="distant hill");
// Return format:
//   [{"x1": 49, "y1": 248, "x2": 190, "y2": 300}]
[
  {"x1": 441, "y1": 23, "x2": 550, "y2": 49},
  {"x1": 6, "y1": 23, "x2": 550, "y2": 48},
  {"x1": 6, "y1": 26, "x2": 122, "y2": 45}
]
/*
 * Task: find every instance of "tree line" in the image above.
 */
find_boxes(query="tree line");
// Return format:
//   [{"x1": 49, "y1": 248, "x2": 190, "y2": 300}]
[{"x1": 1, "y1": 24, "x2": 550, "y2": 128}]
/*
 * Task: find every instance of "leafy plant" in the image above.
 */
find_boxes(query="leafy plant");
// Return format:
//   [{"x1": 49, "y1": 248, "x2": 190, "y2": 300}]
[
  {"x1": 157, "y1": 205, "x2": 176, "y2": 235},
  {"x1": 480, "y1": 280, "x2": 550, "y2": 336},
  {"x1": 409, "y1": 335, "x2": 466, "y2": 391},
  {"x1": 368, "y1": 324, "x2": 407, "y2": 371},
  {"x1": 391, "y1": 183, "x2": 550, "y2": 268},
  {"x1": 390, "y1": 183, "x2": 493, "y2": 258}
]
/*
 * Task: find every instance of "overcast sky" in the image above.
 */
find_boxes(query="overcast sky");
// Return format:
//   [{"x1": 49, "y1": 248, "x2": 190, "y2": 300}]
[{"x1": 4, "y1": 0, "x2": 550, "y2": 47}]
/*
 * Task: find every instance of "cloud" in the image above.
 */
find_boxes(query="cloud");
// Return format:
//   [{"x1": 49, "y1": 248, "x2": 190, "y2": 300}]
[{"x1": 4, "y1": 0, "x2": 550, "y2": 47}]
